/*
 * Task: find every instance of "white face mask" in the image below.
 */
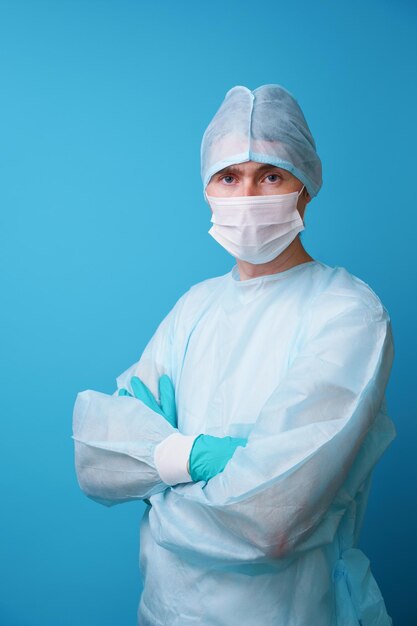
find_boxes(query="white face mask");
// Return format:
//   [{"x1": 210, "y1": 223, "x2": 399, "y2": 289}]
[{"x1": 206, "y1": 187, "x2": 305, "y2": 265}]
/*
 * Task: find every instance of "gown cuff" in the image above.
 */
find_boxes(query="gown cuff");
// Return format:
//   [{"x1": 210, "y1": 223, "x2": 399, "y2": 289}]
[{"x1": 154, "y1": 432, "x2": 197, "y2": 486}]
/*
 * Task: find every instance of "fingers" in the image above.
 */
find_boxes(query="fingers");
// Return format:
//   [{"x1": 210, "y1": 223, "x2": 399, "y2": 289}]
[
  {"x1": 130, "y1": 376, "x2": 162, "y2": 415},
  {"x1": 159, "y1": 374, "x2": 178, "y2": 428},
  {"x1": 126, "y1": 374, "x2": 177, "y2": 426},
  {"x1": 118, "y1": 388, "x2": 133, "y2": 397}
]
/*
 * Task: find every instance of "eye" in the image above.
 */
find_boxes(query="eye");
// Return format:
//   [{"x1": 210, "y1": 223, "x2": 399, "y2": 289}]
[
  {"x1": 264, "y1": 174, "x2": 281, "y2": 183},
  {"x1": 220, "y1": 174, "x2": 236, "y2": 185}
]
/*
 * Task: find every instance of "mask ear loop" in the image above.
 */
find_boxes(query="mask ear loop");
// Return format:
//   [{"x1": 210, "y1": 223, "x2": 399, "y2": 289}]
[{"x1": 297, "y1": 185, "x2": 308, "y2": 226}]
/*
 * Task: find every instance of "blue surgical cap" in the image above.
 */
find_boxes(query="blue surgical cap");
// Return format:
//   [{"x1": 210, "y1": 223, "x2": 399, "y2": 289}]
[{"x1": 201, "y1": 84, "x2": 322, "y2": 197}]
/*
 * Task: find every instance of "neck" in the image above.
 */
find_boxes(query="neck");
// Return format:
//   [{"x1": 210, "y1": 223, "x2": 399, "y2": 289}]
[{"x1": 236, "y1": 237, "x2": 314, "y2": 281}]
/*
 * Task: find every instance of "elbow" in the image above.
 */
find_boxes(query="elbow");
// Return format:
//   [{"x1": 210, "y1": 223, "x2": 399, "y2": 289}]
[
  {"x1": 75, "y1": 464, "x2": 117, "y2": 507},
  {"x1": 233, "y1": 516, "x2": 299, "y2": 561},
  {"x1": 257, "y1": 533, "x2": 296, "y2": 561},
  {"x1": 244, "y1": 514, "x2": 334, "y2": 561},
  {"x1": 73, "y1": 439, "x2": 129, "y2": 507},
  {"x1": 73, "y1": 444, "x2": 125, "y2": 507},
  {"x1": 262, "y1": 513, "x2": 342, "y2": 560},
  {"x1": 255, "y1": 533, "x2": 311, "y2": 561},
  {"x1": 73, "y1": 450, "x2": 156, "y2": 507}
]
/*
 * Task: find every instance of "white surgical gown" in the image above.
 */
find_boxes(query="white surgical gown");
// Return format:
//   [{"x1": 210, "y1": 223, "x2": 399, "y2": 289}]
[{"x1": 73, "y1": 260, "x2": 395, "y2": 625}]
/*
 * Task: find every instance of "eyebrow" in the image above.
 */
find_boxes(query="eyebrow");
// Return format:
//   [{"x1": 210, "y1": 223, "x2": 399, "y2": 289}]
[{"x1": 216, "y1": 163, "x2": 282, "y2": 175}]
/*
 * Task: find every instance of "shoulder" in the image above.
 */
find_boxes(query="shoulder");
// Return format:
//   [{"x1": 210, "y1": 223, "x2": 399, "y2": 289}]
[
  {"x1": 308, "y1": 262, "x2": 389, "y2": 325},
  {"x1": 187, "y1": 272, "x2": 229, "y2": 298},
  {"x1": 170, "y1": 271, "x2": 230, "y2": 321}
]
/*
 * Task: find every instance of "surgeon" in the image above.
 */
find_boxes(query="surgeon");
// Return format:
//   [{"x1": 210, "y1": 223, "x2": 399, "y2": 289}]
[{"x1": 73, "y1": 84, "x2": 395, "y2": 625}]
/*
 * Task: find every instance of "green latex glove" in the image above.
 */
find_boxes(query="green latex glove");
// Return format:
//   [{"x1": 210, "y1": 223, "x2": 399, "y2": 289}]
[
  {"x1": 189, "y1": 434, "x2": 248, "y2": 482},
  {"x1": 118, "y1": 374, "x2": 177, "y2": 428}
]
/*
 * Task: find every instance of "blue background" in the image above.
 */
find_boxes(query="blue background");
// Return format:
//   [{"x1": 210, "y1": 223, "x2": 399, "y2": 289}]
[{"x1": 1, "y1": 1, "x2": 416, "y2": 624}]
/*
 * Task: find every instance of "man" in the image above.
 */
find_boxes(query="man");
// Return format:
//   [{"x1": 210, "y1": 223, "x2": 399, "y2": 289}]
[{"x1": 73, "y1": 84, "x2": 395, "y2": 625}]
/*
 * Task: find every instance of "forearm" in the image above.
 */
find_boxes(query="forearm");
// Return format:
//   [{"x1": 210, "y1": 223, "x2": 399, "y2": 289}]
[
  {"x1": 149, "y1": 403, "x2": 395, "y2": 565},
  {"x1": 73, "y1": 390, "x2": 191, "y2": 506}
]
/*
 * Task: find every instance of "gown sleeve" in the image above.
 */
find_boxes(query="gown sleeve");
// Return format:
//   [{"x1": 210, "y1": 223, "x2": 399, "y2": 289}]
[
  {"x1": 72, "y1": 293, "x2": 192, "y2": 506},
  {"x1": 146, "y1": 287, "x2": 396, "y2": 566}
]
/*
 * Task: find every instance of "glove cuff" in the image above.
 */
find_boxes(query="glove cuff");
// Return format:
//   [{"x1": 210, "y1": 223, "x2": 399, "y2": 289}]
[{"x1": 154, "y1": 432, "x2": 197, "y2": 486}]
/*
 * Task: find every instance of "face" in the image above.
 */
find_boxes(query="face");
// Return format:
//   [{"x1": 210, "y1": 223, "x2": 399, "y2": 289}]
[{"x1": 205, "y1": 160, "x2": 311, "y2": 217}]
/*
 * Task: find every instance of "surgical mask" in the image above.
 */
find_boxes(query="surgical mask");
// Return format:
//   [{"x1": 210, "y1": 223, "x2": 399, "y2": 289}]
[{"x1": 206, "y1": 187, "x2": 305, "y2": 265}]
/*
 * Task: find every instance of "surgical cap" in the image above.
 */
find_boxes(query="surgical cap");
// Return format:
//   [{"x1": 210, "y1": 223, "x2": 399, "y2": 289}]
[{"x1": 201, "y1": 84, "x2": 322, "y2": 197}]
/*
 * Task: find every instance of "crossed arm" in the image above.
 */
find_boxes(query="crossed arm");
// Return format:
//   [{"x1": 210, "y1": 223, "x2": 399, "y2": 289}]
[{"x1": 73, "y1": 288, "x2": 395, "y2": 565}]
